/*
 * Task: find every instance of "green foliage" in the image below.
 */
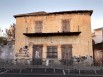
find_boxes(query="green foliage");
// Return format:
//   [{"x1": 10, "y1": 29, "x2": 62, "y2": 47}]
[{"x1": 0, "y1": 37, "x2": 7, "y2": 45}]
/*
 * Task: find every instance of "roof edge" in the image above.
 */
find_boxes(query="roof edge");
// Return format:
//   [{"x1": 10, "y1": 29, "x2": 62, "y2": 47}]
[{"x1": 14, "y1": 10, "x2": 93, "y2": 18}]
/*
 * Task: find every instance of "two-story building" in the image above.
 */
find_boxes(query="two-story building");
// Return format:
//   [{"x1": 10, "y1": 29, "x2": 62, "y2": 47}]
[{"x1": 14, "y1": 10, "x2": 93, "y2": 65}]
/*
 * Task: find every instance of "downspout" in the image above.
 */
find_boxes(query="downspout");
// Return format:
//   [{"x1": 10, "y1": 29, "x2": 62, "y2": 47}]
[{"x1": 102, "y1": 27, "x2": 103, "y2": 42}]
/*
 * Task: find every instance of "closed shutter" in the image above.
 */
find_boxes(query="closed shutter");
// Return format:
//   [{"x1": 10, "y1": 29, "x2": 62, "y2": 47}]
[
  {"x1": 61, "y1": 44, "x2": 72, "y2": 65},
  {"x1": 62, "y1": 20, "x2": 70, "y2": 32},
  {"x1": 47, "y1": 46, "x2": 57, "y2": 58},
  {"x1": 35, "y1": 21, "x2": 43, "y2": 33},
  {"x1": 61, "y1": 44, "x2": 72, "y2": 60}
]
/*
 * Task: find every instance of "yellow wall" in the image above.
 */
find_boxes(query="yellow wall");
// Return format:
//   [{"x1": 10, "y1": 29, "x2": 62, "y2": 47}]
[{"x1": 14, "y1": 13, "x2": 93, "y2": 63}]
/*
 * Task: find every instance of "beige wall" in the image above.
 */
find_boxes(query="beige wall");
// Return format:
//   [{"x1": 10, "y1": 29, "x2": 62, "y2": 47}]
[
  {"x1": 93, "y1": 29, "x2": 103, "y2": 44},
  {"x1": 14, "y1": 13, "x2": 93, "y2": 62}
]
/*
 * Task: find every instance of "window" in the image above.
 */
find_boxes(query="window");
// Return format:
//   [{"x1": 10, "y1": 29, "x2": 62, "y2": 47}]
[
  {"x1": 62, "y1": 20, "x2": 70, "y2": 32},
  {"x1": 47, "y1": 46, "x2": 57, "y2": 58},
  {"x1": 35, "y1": 21, "x2": 43, "y2": 33}
]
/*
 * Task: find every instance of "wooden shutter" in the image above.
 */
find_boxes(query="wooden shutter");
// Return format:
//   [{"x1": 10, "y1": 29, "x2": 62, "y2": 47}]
[
  {"x1": 61, "y1": 44, "x2": 72, "y2": 60},
  {"x1": 62, "y1": 20, "x2": 70, "y2": 32},
  {"x1": 47, "y1": 46, "x2": 57, "y2": 58},
  {"x1": 35, "y1": 21, "x2": 43, "y2": 33}
]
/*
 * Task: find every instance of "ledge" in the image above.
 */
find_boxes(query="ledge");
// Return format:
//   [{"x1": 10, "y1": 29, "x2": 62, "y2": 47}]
[{"x1": 23, "y1": 32, "x2": 81, "y2": 37}]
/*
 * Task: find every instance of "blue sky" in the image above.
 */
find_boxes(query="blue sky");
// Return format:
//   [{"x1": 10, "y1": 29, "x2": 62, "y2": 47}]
[{"x1": 0, "y1": 0, "x2": 103, "y2": 32}]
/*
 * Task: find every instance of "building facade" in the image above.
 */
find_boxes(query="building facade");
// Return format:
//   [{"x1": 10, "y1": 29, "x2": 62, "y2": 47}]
[
  {"x1": 93, "y1": 27, "x2": 103, "y2": 44},
  {"x1": 93, "y1": 27, "x2": 103, "y2": 66},
  {"x1": 14, "y1": 10, "x2": 93, "y2": 65},
  {"x1": 93, "y1": 42, "x2": 103, "y2": 66}
]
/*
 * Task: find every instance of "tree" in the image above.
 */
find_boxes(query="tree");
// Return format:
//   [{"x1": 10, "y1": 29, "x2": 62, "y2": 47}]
[{"x1": 6, "y1": 23, "x2": 15, "y2": 42}]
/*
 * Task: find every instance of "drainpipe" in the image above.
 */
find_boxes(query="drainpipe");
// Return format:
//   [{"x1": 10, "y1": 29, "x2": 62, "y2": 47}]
[{"x1": 102, "y1": 27, "x2": 103, "y2": 42}]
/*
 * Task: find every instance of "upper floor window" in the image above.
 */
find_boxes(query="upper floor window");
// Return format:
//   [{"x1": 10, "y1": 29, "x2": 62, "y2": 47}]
[
  {"x1": 62, "y1": 19, "x2": 70, "y2": 32},
  {"x1": 35, "y1": 21, "x2": 43, "y2": 33}
]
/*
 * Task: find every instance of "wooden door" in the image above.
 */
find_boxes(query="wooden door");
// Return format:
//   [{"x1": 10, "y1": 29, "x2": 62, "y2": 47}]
[
  {"x1": 33, "y1": 45, "x2": 43, "y2": 65},
  {"x1": 61, "y1": 44, "x2": 72, "y2": 65}
]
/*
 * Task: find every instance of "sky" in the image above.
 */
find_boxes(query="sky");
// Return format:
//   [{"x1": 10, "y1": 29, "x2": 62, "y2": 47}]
[{"x1": 0, "y1": 0, "x2": 103, "y2": 32}]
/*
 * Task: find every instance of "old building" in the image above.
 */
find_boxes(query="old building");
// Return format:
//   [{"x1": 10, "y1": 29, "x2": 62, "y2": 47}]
[
  {"x1": 14, "y1": 10, "x2": 93, "y2": 65},
  {"x1": 93, "y1": 42, "x2": 103, "y2": 66},
  {"x1": 93, "y1": 27, "x2": 103, "y2": 44},
  {"x1": 93, "y1": 27, "x2": 103, "y2": 66}
]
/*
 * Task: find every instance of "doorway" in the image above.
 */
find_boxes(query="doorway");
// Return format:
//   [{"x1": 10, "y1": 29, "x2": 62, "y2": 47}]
[
  {"x1": 32, "y1": 45, "x2": 43, "y2": 65},
  {"x1": 61, "y1": 44, "x2": 72, "y2": 65}
]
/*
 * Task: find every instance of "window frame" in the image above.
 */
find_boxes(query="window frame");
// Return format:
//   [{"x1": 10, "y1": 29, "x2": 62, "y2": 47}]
[
  {"x1": 62, "y1": 19, "x2": 70, "y2": 32},
  {"x1": 35, "y1": 21, "x2": 43, "y2": 33},
  {"x1": 47, "y1": 46, "x2": 58, "y2": 58}
]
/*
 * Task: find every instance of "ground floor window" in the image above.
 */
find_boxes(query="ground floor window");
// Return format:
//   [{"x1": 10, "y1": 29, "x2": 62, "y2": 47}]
[
  {"x1": 32, "y1": 44, "x2": 72, "y2": 65},
  {"x1": 47, "y1": 46, "x2": 57, "y2": 58}
]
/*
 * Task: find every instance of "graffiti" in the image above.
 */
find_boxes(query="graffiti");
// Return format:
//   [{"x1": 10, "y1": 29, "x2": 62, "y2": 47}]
[
  {"x1": 23, "y1": 46, "x2": 28, "y2": 54},
  {"x1": 15, "y1": 46, "x2": 30, "y2": 58},
  {"x1": 15, "y1": 58, "x2": 31, "y2": 65},
  {"x1": 72, "y1": 56, "x2": 93, "y2": 66},
  {"x1": 15, "y1": 53, "x2": 30, "y2": 57},
  {"x1": 35, "y1": 51, "x2": 40, "y2": 58}
]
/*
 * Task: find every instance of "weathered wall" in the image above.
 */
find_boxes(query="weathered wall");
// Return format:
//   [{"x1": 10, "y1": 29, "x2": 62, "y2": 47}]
[
  {"x1": 14, "y1": 13, "x2": 93, "y2": 64},
  {"x1": 93, "y1": 42, "x2": 103, "y2": 66},
  {"x1": 94, "y1": 50, "x2": 103, "y2": 66},
  {"x1": 93, "y1": 30, "x2": 103, "y2": 44}
]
